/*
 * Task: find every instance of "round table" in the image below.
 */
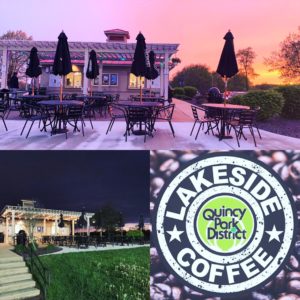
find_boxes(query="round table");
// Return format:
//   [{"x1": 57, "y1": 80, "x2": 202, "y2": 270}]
[
  {"x1": 38, "y1": 100, "x2": 83, "y2": 134},
  {"x1": 22, "y1": 95, "x2": 49, "y2": 100},
  {"x1": 202, "y1": 103, "x2": 250, "y2": 140}
]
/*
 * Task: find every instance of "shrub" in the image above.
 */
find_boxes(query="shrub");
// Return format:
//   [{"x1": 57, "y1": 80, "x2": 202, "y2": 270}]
[
  {"x1": 231, "y1": 90, "x2": 285, "y2": 121},
  {"x1": 126, "y1": 230, "x2": 144, "y2": 238},
  {"x1": 183, "y1": 86, "x2": 198, "y2": 98},
  {"x1": 275, "y1": 85, "x2": 300, "y2": 119},
  {"x1": 173, "y1": 87, "x2": 185, "y2": 96},
  {"x1": 14, "y1": 244, "x2": 26, "y2": 254}
]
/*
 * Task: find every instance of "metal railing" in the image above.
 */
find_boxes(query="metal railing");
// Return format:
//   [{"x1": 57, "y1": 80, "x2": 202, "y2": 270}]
[{"x1": 23, "y1": 245, "x2": 50, "y2": 300}]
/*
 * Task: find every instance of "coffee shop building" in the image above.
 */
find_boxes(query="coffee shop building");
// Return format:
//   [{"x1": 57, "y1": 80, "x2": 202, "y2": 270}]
[{"x1": 0, "y1": 29, "x2": 180, "y2": 99}]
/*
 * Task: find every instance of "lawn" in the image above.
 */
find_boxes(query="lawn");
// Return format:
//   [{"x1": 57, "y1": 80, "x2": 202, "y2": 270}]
[{"x1": 39, "y1": 247, "x2": 149, "y2": 300}]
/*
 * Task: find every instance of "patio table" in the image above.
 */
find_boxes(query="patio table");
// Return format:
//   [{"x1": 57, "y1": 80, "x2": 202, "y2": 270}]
[
  {"x1": 38, "y1": 100, "x2": 83, "y2": 135},
  {"x1": 202, "y1": 103, "x2": 250, "y2": 140}
]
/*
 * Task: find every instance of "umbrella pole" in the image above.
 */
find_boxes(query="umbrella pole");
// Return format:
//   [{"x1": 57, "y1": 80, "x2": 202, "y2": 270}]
[
  {"x1": 140, "y1": 76, "x2": 142, "y2": 103},
  {"x1": 224, "y1": 77, "x2": 228, "y2": 106},
  {"x1": 32, "y1": 78, "x2": 34, "y2": 96},
  {"x1": 60, "y1": 76, "x2": 64, "y2": 102},
  {"x1": 90, "y1": 80, "x2": 92, "y2": 96}
]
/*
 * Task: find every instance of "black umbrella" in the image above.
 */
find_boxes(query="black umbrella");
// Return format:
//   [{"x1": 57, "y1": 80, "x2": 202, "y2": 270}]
[
  {"x1": 216, "y1": 30, "x2": 239, "y2": 103},
  {"x1": 58, "y1": 214, "x2": 65, "y2": 228},
  {"x1": 138, "y1": 215, "x2": 144, "y2": 231},
  {"x1": 145, "y1": 51, "x2": 159, "y2": 95},
  {"x1": 131, "y1": 32, "x2": 149, "y2": 102},
  {"x1": 26, "y1": 47, "x2": 42, "y2": 96},
  {"x1": 53, "y1": 31, "x2": 72, "y2": 101},
  {"x1": 76, "y1": 211, "x2": 87, "y2": 229},
  {"x1": 86, "y1": 50, "x2": 99, "y2": 96}
]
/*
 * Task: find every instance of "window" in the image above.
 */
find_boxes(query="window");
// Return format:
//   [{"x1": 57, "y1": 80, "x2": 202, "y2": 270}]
[
  {"x1": 101, "y1": 73, "x2": 118, "y2": 86},
  {"x1": 129, "y1": 73, "x2": 145, "y2": 89}
]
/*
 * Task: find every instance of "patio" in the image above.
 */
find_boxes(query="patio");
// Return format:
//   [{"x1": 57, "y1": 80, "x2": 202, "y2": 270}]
[{"x1": 0, "y1": 99, "x2": 298, "y2": 150}]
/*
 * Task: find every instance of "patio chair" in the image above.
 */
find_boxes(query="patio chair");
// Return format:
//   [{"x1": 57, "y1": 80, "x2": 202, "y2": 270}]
[
  {"x1": 0, "y1": 100, "x2": 9, "y2": 131},
  {"x1": 20, "y1": 103, "x2": 50, "y2": 138},
  {"x1": 125, "y1": 107, "x2": 154, "y2": 142},
  {"x1": 226, "y1": 109, "x2": 260, "y2": 147},
  {"x1": 106, "y1": 103, "x2": 127, "y2": 135},
  {"x1": 64, "y1": 105, "x2": 85, "y2": 139},
  {"x1": 155, "y1": 104, "x2": 175, "y2": 137},
  {"x1": 190, "y1": 105, "x2": 219, "y2": 140},
  {"x1": 83, "y1": 98, "x2": 96, "y2": 130}
]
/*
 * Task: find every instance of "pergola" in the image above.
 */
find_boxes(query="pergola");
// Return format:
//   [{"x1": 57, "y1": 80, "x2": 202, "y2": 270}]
[
  {"x1": 0, "y1": 40, "x2": 179, "y2": 99},
  {"x1": 1, "y1": 205, "x2": 94, "y2": 244}
]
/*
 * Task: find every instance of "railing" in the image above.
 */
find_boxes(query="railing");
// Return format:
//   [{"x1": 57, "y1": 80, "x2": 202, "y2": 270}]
[{"x1": 23, "y1": 245, "x2": 50, "y2": 300}]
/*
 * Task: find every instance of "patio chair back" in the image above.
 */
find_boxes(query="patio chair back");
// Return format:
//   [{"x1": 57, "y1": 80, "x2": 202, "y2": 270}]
[
  {"x1": 127, "y1": 107, "x2": 153, "y2": 122},
  {"x1": 237, "y1": 109, "x2": 257, "y2": 126},
  {"x1": 67, "y1": 105, "x2": 84, "y2": 119},
  {"x1": 157, "y1": 104, "x2": 175, "y2": 121},
  {"x1": 191, "y1": 105, "x2": 200, "y2": 121}
]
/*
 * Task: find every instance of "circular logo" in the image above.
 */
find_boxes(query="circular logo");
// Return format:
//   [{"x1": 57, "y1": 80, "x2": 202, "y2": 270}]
[{"x1": 153, "y1": 152, "x2": 296, "y2": 296}]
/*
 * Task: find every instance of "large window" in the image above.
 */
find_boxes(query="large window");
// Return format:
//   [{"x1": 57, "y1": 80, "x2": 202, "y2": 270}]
[
  {"x1": 65, "y1": 65, "x2": 82, "y2": 88},
  {"x1": 101, "y1": 73, "x2": 118, "y2": 86},
  {"x1": 129, "y1": 74, "x2": 145, "y2": 89}
]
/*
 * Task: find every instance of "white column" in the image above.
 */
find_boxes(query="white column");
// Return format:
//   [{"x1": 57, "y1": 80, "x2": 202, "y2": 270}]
[
  {"x1": 72, "y1": 220, "x2": 75, "y2": 237},
  {"x1": 164, "y1": 53, "x2": 170, "y2": 100},
  {"x1": 160, "y1": 63, "x2": 164, "y2": 97},
  {"x1": 55, "y1": 216, "x2": 58, "y2": 235},
  {"x1": 11, "y1": 211, "x2": 15, "y2": 238},
  {"x1": 43, "y1": 219, "x2": 46, "y2": 236},
  {"x1": 1, "y1": 47, "x2": 8, "y2": 89},
  {"x1": 87, "y1": 217, "x2": 90, "y2": 236},
  {"x1": 83, "y1": 49, "x2": 89, "y2": 95},
  {"x1": 98, "y1": 59, "x2": 103, "y2": 92},
  {"x1": 5, "y1": 217, "x2": 9, "y2": 244}
]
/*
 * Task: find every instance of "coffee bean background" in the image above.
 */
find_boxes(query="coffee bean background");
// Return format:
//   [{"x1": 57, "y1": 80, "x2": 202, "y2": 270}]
[{"x1": 150, "y1": 150, "x2": 300, "y2": 300}]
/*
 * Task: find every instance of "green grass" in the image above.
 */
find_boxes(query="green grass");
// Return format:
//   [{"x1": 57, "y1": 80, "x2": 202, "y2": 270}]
[{"x1": 39, "y1": 247, "x2": 149, "y2": 300}]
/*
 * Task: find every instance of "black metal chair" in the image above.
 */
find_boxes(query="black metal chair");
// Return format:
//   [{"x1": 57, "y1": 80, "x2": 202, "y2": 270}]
[
  {"x1": 83, "y1": 98, "x2": 96, "y2": 130},
  {"x1": 0, "y1": 101, "x2": 8, "y2": 131},
  {"x1": 64, "y1": 105, "x2": 85, "y2": 139},
  {"x1": 20, "y1": 104, "x2": 50, "y2": 138},
  {"x1": 190, "y1": 105, "x2": 219, "y2": 140},
  {"x1": 125, "y1": 107, "x2": 153, "y2": 142},
  {"x1": 155, "y1": 104, "x2": 175, "y2": 137},
  {"x1": 227, "y1": 109, "x2": 260, "y2": 147},
  {"x1": 106, "y1": 103, "x2": 127, "y2": 135}
]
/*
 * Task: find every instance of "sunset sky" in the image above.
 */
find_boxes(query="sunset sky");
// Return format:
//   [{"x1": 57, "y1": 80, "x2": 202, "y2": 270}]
[{"x1": 1, "y1": 0, "x2": 299, "y2": 84}]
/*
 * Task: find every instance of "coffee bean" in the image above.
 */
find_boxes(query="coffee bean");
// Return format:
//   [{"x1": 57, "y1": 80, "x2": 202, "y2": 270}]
[
  {"x1": 171, "y1": 286, "x2": 182, "y2": 300},
  {"x1": 277, "y1": 294, "x2": 300, "y2": 300},
  {"x1": 287, "y1": 280, "x2": 300, "y2": 294}
]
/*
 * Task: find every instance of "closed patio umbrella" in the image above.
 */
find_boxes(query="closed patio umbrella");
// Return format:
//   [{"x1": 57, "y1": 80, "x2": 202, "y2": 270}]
[
  {"x1": 86, "y1": 50, "x2": 99, "y2": 96},
  {"x1": 216, "y1": 30, "x2": 239, "y2": 103},
  {"x1": 131, "y1": 32, "x2": 149, "y2": 102},
  {"x1": 53, "y1": 31, "x2": 72, "y2": 102},
  {"x1": 145, "y1": 51, "x2": 159, "y2": 96},
  {"x1": 58, "y1": 214, "x2": 65, "y2": 228},
  {"x1": 26, "y1": 47, "x2": 42, "y2": 96}
]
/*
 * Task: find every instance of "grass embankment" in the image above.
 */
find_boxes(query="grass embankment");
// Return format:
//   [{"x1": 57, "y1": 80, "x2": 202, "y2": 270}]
[{"x1": 40, "y1": 247, "x2": 149, "y2": 300}]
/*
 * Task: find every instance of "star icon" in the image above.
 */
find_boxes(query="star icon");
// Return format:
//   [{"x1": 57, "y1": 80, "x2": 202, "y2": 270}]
[
  {"x1": 266, "y1": 225, "x2": 283, "y2": 243},
  {"x1": 167, "y1": 225, "x2": 184, "y2": 243}
]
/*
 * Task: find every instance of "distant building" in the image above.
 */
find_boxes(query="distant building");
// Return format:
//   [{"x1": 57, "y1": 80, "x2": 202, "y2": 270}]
[
  {"x1": 0, "y1": 29, "x2": 180, "y2": 99},
  {"x1": 0, "y1": 200, "x2": 94, "y2": 244}
]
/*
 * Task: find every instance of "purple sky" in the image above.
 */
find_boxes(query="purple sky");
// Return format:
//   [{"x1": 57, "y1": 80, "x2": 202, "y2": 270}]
[{"x1": 1, "y1": 0, "x2": 300, "y2": 83}]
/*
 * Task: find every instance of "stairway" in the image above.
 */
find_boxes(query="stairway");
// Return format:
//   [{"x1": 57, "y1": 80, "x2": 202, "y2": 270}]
[{"x1": 0, "y1": 247, "x2": 40, "y2": 300}]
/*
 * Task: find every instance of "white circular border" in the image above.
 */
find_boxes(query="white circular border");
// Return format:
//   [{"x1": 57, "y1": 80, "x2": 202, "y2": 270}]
[
  {"x1": 156, "y1": 155, "x2": 295, "y2": 294},
  {"x1": 186, "y1": 185, "x2": 264, "y2": 263}
]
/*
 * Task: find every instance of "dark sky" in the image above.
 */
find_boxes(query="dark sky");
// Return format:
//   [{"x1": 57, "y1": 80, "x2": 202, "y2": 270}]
[{"x1": 0, "y1": 151, "x2": 149, "y2": 223}]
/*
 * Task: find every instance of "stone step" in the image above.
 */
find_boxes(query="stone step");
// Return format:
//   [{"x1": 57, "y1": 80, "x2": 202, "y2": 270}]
[
  {"x1": 0, "y1": 287, "x2": 40, "y2": 300},
  {"x1": 0, "y1": 267, "x2": 28, "y2": 277},
  {"x1": 0, "y1": 256, "x2": 23, "y2": 264},
  {"x1": 0, "y1": 273, "x2": 32, "y2": 285},
  {"x1": 0, "y1": 279, "x2": 35, "y2": 294},
  {"x1": 0, "y1": 261, "x2": 26, "y2": 270}
]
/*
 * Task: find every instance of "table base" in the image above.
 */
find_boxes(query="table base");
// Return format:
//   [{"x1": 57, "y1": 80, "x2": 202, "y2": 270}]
[
  {"x1": 217, "y1": 134, "x2": 233, "y2": 140},
  {"x1": 51, "y1": 128, "x2": 69, "y2": 135}
]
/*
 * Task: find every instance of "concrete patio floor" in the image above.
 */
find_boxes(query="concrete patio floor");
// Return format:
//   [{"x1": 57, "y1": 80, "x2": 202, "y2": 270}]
[
  {"x1": 0, "y1": 99, "x2": 299, "y2": 150},
  {"x1": 0, "y1": 118, "x2": 299, "y2": 150}
]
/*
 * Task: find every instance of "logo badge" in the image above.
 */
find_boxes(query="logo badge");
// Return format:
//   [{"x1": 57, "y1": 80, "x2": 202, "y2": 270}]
[{"x1": 153, "y1": 153, "x2": 296, "y2": 296}]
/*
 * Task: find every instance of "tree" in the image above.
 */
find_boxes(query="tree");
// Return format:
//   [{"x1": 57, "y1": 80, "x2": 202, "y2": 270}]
[
  {"x1": 212, "y1": 72, "x2": 250, "y2": 92},
  {"x1": 265, "y1": 27, "x2": 300, "y2": 83},
  {"x1": 93, "y1": 205, "x2": 123, "y2": 233},
  {"x1": 236, "y1": 47, "x2": 258, "y2": 90},
  {"x1": 0, "y1": 30, "x2": 33, "y2": 83},
  {"x1": 171, "y1": 64, "x2": 212, "y2": 95}
]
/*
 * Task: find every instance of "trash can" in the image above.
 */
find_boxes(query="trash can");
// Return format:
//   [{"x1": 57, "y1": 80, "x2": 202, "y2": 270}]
[
  {"x1": 207, "y1": 87, "x2": 223, "y2": 103},
  {"x1": 16, "y1": 230, "x2": 27, "y2": 246}
]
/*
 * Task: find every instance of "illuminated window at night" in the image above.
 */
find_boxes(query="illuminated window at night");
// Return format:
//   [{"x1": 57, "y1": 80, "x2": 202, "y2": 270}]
[{"x1": 129, "y1": 74, "x2": 145, "y2": 89}]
